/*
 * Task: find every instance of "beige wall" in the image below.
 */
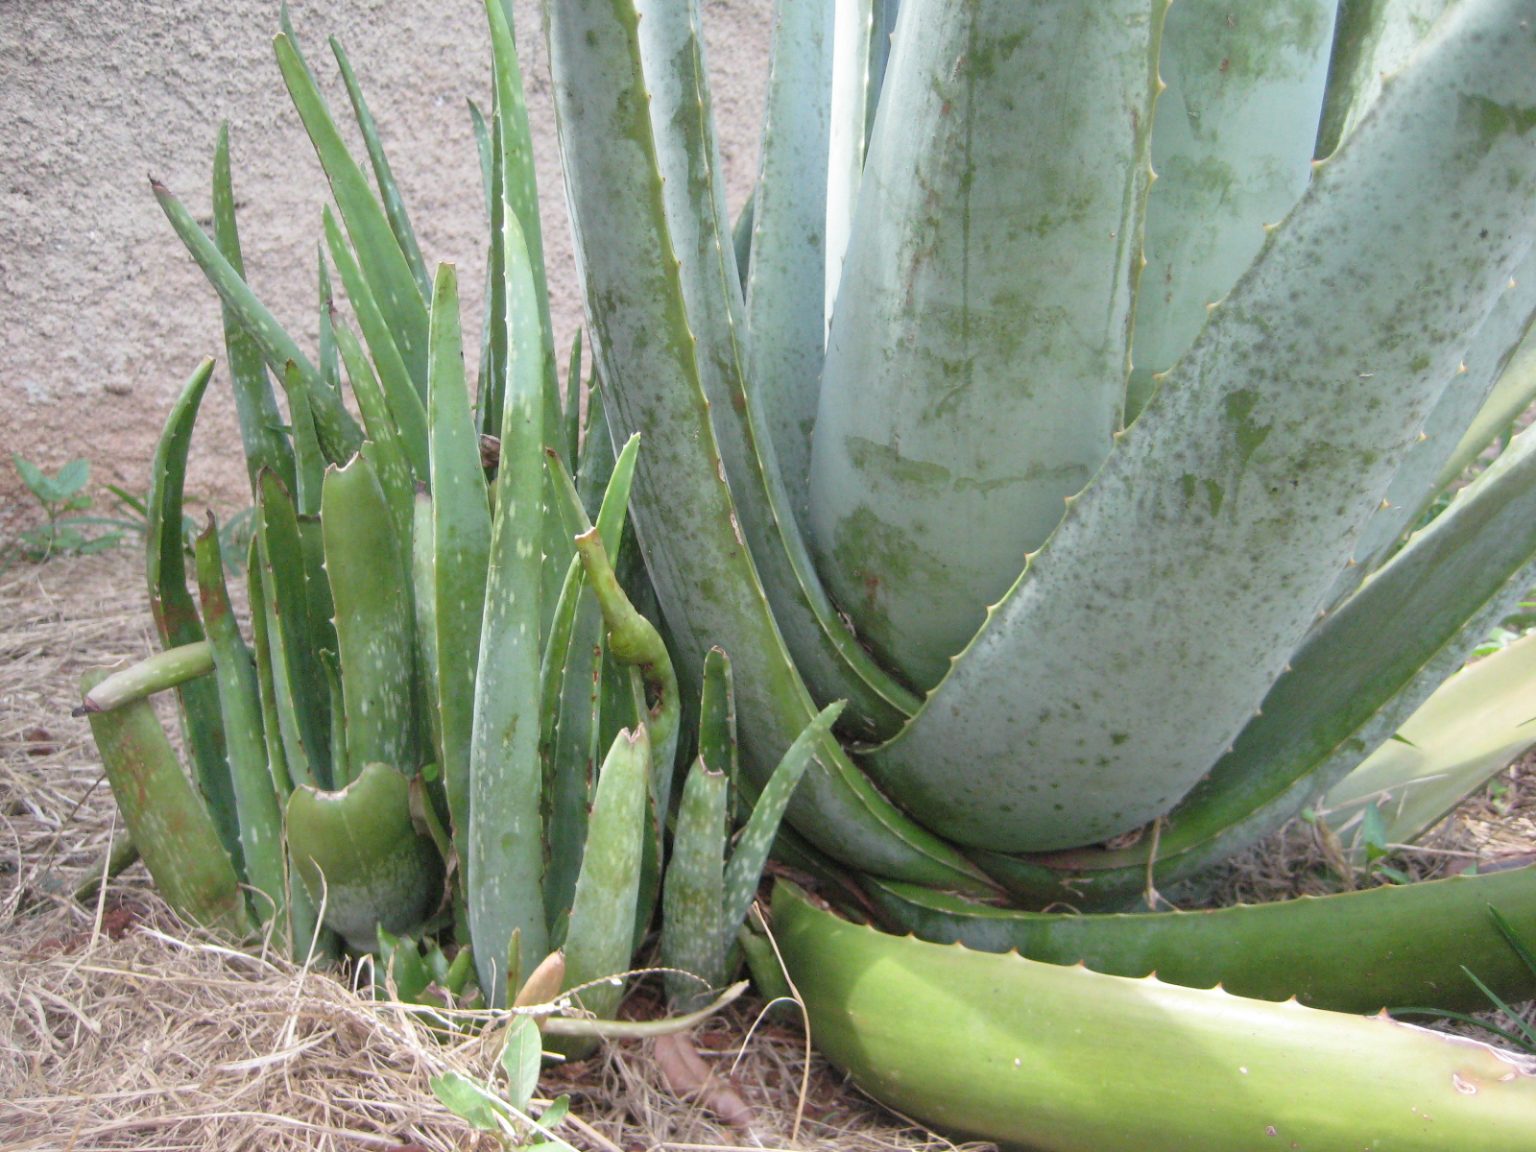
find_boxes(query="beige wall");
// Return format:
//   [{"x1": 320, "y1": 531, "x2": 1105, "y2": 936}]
[{"x1": 0, "y1": 1, "x2": 771, "y2": 528}]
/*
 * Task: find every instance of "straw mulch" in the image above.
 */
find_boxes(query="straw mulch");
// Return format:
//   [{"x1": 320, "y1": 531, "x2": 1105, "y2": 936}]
[{"x1": 3, "y1": 545, "x2": 1533, "y2": 1150}]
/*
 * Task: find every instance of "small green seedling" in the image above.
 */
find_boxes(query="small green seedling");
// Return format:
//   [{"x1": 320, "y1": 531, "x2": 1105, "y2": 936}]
[{"x1": 430, "y1": 1015, "x2": 577, "y2": 1152}]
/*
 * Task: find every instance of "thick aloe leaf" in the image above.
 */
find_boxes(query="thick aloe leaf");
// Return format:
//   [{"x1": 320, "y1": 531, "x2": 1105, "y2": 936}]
[
  {"x1": 77, "y1": 642, "x2": 213, "y2": 715},
  {"x1": 426, "y1": 265, "x2": 492, "y2": 879},
  {"x1": 662, "y1": 760, "x2": 729, "y2": 1009},
  {"x1": 973, "y1": 413, "x2": 1536, "y2": 909},
  {"x1": 317, "y1": 249, "x2": 341, "y2": 396},
  {"x1": 286, "y1": 762, "x2": 443, "y2": 952},
  {"x1": 1438, "y1": 320, "x2": 1536, "y2": 492},
  {"x1": 1326, "y1": 631, "x2": 1536, "y2": 854},
  {"x1": 83, "y1": 669, "x2": 249, "y2": 938},
  {"x1": 867, "y1": 866, "x2": 1536, "y2": 1016},
  {"x1": 322, "y1": 455, "x2": 416, "y2": 782},
  {"x1": 546, "y1": 0, "x2": 986, "y2": 891},
  {"x1": 411, "y1": 487, "x2": 445, "y2": 777},
  {"x1": 323, "y1": 207, "x2": 429, "y2": 480},
  {"x1": 1127, "y1": 1, "x2": 1336, "y2": 422},
  {"x1": 152, "y1": 182, "x2": 362, "y2": 464},
  {"x1": 145, "y1": 359, "x2": 236, "y2": 861},
  {"x1": 557, "y1": 727, "x2": 650, "y2": 1058},
  {"x1": 809, "y1": 0, "x2": 1162, "y2": 688},
  {"x1": 698, "y1": 647, "x2": 735, "y2": 783},
  {"x1": 1329, "y1": 247, "x2": 1536, "y2": 603},
  {"x1": 193, "y1": 520, "x2": 285, "y2": 929},
  {"x1": 745, "y1": 0, "x2": 834, "y2": 530},
  {"x1": 468, "y1": 201, "x2": 548, "y2": 1008},
  {"x1": 211, "y1": 125, "x2": 295, "y2": 496},
  {"x1": 245, "y1": 539, "x2": 293, "y2": 798},
  {"x1": 274, "y1": 33, "x2": 429, "y2": 394},
  {"x1": 873, "y1": 0, "x2": 1536, "y2": 853},
  {"x1": 774, "y1": 883, "x2": 1536, "y2": 1152},
  {"x1": 1315, "y1": 0, "x2": 1454, "y2": 158},
  {"x1": 256, "y1": 470, "x2": 332, "y2": 790},
  {"x1": 825, "y1": 0, "x2": 876, "y2": 323},
  {"x1": 329, "y1": 37, "x2": 431, "y2": 303}
]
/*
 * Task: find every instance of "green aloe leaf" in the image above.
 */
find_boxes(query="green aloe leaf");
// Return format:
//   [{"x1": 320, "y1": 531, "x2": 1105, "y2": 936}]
[
  {"x1": 329, "y1": 36, "x2": 432, "y2": 303},
  {"x1": 193, "y1": 518, "x2": 286, "y2": 930},
  {"x1": 145, "y1": 359, "x2": 237, "y2": 863},
  {"x1": 76, "y1": 642, "x2": 213, "y2": 715},
  {"x1": 866, "y1": 865, "x2": 1536, "y2": 1016},
  {"x1": 774, "y1": 882, "x2": 1536, "y2": 1152},
  {"x1": 322, "y1": 454, "x2": 417, "y2": 783},
  {"x1": 287, "y1": 762, "x2": 444, "y2": 952},
  {"x1": 211, "y1": 125, "x2": 295, "y2": 496},
  {"x1": 426, "y1": 264, "x2": 492, "y2": 883},
  {"x1": 468, "y1": 197, "x2": 549, "y2": 1008},
  {"x1": 83, "y1": 668, "x2": 249, "y2": 937},
  {"x1": 274, "y1": 32, "x2": 429, "y2": 394},
  {"x1": 323, "y1": 206, "x2": 429, "y2": 480},
  {"x1": 557, "y1": 726, "x2": 651, "y2": 1058},
  {"x1": 662, "y1": 759, "x2": 729, "y2": 1009},
  {"x1": 810, "y1": 0, "x2": 1162, "y2": 686},
  {"x1": 152, "y1": 180, "x2": 362, "y2": 464},
  {"x1": 1127, "y1": 0, "x2": 1336, "y2": 422}
]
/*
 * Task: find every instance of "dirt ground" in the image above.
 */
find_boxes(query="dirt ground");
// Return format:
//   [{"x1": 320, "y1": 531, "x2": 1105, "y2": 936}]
[{"x1": 1, "y1": 544, "x2": 1533, "y2": 1151}]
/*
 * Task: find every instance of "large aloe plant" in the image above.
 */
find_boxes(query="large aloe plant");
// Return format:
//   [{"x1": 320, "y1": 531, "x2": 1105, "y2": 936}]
[{"x1": 545, "y1": 0, "x2": 1536, "y2": 1144}]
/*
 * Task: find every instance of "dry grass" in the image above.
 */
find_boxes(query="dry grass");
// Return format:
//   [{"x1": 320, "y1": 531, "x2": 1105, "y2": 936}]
[{"x1": 2, "y1": 545, "x2": 1533, "y2": 1150}]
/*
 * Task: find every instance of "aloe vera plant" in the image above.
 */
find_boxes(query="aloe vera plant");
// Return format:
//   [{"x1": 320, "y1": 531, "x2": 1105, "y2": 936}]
[
  {"x1": 80, "y1": 2, "x2": 812, "y2": 1034},
  {"x1": 545, "y1": 0, "x2": 1536, "y2": 1144}
]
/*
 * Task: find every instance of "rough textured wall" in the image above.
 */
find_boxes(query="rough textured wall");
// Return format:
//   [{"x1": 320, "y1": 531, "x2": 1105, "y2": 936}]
[{"x1": 0, "y1": 0, "x2": 771, "y2": 528}]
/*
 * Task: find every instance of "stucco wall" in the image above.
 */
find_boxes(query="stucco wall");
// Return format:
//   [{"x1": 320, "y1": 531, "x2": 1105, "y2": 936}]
[{"x1": 0, "y1": 0, "x2": 771, "y2": 530}]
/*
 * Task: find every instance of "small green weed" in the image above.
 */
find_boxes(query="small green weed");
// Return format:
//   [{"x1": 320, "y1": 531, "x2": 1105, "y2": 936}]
[{"x1": 7, "y1": 455, "x2": 136, "y2": 564}]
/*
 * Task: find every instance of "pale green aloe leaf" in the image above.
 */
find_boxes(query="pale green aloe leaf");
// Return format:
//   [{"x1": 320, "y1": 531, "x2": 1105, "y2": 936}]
[
  {"x1": 662, "y1": 760, "x2": 729, "y2": 1009},
  {"x1": 275, "y1": 32, "x2": 430, "y2": 392},
  {"x1": 773, "y1": 883, "x2": 1536, "y2": 1152},
  {"x1": 556, "y1": 726, "x2": 650, "y2": 1059},
  {"x1": 77, "y1": 643, "x2": 213, "y2": 715},
  {"x1": 322, "y1": 454, "x2": 417, "y2": 780},
  {"x1": 469, "y1": 200, "x2": 549, "y2": 1009},
  {"x1": 1127, "y1": 0, "x2": 1337, "y2": 422},
  {"x1": 211, "y1": 124, "x2": 295, "y2": 496},
  {"x1": 546, "y1": 0, "x2": 987, "y2": 892},
  {"x1": 323, "y1": 206, "x2": 429, "y2": 480},
  {"x1": 745, "y1": 0, "x2": 834, "y2": 529},
  {"x1": 1325, "y1": 630, "x2": 1536, "y2": 857},
  {"x1": 1329, "y1": 246, "x2": 1536, "y2": 604},
  {"x1": 145, "y1": 359, "x2": 237, "y2": 863},
  {"x1": 193, "y1": 518, "x2": 286, "y2": 931},
  {"x1": 427, "y1": 265, "x2": 492, "y2": 888},
  {"x1": 152, "y1": 181, "x2": 362, "y2": 463},
  {"x1": 84, "y1": 668, "x2": 250, "y2": 938},
  {"x1": 809, "y1": 0, "x2": 1163, "y2": 689},
  {"x1": 974, "y1": 409, "x2": 1536, "y2": 909},
  {"x1": 286, "y1": 762, "x2": 444, "y2": 953},
  {"x1": 329, "y1": 36, "x2": 432, "y2": 303},
  {"x1": 872, "y1": 0, "x2": 1536, "y2": 853},
  {"x1": 721, "y1": 700, "x2": 842, "y2": 937},
  {"x1": 1437, "y1": 321, "x2": 1536, "y2": 492},
  {"x1": 824, "y1": 0, "x2": 876, "y2": 324},
  {"x1": 1315, "y1": 0, "x2": 1455, "y2": 159}
]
